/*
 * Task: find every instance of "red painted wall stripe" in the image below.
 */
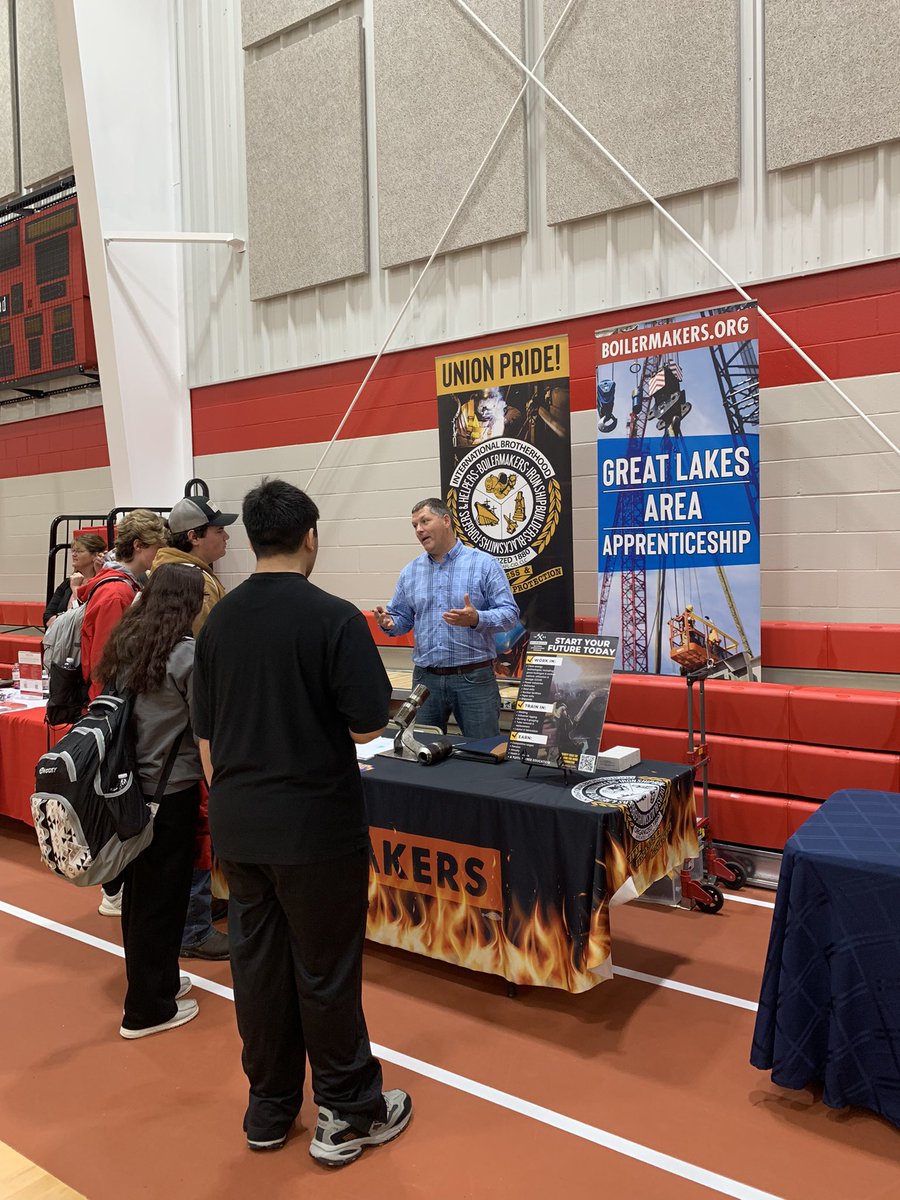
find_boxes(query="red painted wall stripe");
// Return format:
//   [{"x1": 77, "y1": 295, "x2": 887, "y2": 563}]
[
  {"x1": 0, "y1": 405, "x2": 109, "y2": 480},
  {"x1": 192, "y1": 259, "x2": 900, "y2": 456},
  {"x1": 1, "y1": 259, "x2": 898, "y2": 477}
]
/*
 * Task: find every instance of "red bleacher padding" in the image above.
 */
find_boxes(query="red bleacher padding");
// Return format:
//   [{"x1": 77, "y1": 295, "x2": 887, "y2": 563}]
[
  {"x1": 564, "y1": 619, "x2": 900, "y2": 675},
  {"x1": 827, "y1": 624, "x2": 900, "y2": 675},
  {"x1": 703, "y1": 679, "x2": 792, "y2": 741},
  {"x1": 787, "y1": 743, "x2": 900, "y2": 800},
  {"x1": 789, "y1": 686, "x2": 900, "y2": 752},
  {"x1": 601, "y1": 721, "x2": 790, "y2": 795},
  {"x1": 0, "y1": 632, "x2": 43, "y2": 661},
  {"x1": 605, "y1": 674, "x2": 684, "y2": 729},
  {"x1": 786, "y1": 799, "x2": 819, "y2": 838},
  {"x1": 0, "y1": 601, "x2": 44, "y2": 628},
  {"x1": 600, "y1": 723, "x2": 685, "y2": 764},
  {"x1": 707, "y1": 788, "x2": 790, "y2": 850},
  {"x1": 760, "y1": 622, "x2": 829, "y2": 669},
  {"x1": 363, "y1": 612, "x2": 415, "y2": 648},
  {"x1": 707, "y1": 734, "x2": 789, "y2": 794}
]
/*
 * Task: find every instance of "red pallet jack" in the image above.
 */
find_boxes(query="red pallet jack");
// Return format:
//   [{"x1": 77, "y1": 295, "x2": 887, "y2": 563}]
[{"x1": 680, "y1": 668, "x2": 748, "y2": 913}]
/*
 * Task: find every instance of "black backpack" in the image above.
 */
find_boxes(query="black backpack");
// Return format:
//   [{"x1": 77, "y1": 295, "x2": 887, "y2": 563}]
[{"x1": 31, "y1": 688, "x2": 186, "y2": 886}]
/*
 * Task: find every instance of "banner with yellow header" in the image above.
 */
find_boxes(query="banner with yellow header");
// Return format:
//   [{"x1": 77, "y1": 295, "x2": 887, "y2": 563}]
[{"x1": 437, "y1": 335, "x2": 574, "y2": 677}]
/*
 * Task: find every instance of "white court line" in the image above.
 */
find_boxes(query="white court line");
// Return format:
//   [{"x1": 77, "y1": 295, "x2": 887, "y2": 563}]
[
  {"x1": 612, "y1": 965, "x2": 758, "y2": 1012},
  {"x1": 0, "y1": 899, "x2": 778, "y2": 1200},
  {"x1": 724, "y1": 893, "x2": 776, "y2": 910}
]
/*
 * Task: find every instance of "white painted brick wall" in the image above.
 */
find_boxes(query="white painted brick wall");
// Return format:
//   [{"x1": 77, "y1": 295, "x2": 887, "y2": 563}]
[{"x1": 0, "y1": 467, "x2": 113, "y2": 602}]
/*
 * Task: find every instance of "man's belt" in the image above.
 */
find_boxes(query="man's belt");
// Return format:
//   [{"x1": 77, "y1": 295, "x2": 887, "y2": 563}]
[{"x1": 420, "y1": 660, "x2": 494, "y2": 676}]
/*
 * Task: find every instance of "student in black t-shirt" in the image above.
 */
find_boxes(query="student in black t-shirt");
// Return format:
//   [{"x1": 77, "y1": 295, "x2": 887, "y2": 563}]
[{"x1": 192, "y1": 478, "x2": 413, "y2": 1168}]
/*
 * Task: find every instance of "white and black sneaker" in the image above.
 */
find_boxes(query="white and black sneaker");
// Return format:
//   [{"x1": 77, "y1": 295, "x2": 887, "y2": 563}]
[
  {"x1": 246, "y1": 1134, "x2": 287, "y2": 1153},
  {"x1": 309, "y1": 1089, "x2": 412, "y2": 1167}
]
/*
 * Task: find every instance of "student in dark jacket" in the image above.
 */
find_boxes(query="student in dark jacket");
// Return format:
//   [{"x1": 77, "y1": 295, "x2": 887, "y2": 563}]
[{"x1": 95, "y1": 563, "x2": 205, "y2": 1039}]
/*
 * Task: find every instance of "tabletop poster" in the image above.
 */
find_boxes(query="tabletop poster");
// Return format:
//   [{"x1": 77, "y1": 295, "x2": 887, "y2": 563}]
[
  {"x1": 595, "y1": 302, "x2": 760, "y2": 676},
  {"x1": 437, "y1": 335, "x2": 575, "y2": 679},
  {"x1": 506, "y1": 631, "x2": 618, "y2": 772}
]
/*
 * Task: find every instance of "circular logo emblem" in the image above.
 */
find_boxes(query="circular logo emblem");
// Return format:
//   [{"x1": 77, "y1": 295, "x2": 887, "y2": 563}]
[
  {"x1": 448, "y1": 438, "x2": 559, "y2": 568},
  {"x1": 570, "y1": 775, "x2": 667, "y2": 842}
]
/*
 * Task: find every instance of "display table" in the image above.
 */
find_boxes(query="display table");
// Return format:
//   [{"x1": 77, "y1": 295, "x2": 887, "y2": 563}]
[
  {"x1": 751, "y1": 788, "x2": 900, "y2": 1128},
  {"x1": 0, "y1": 697, "x2": 59, "y2": 825},
  {"x1": 362, "y1": 753, "x2": 698, "y2": 993}
]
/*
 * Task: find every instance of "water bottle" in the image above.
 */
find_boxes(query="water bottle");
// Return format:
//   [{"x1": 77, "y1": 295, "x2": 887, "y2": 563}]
[{"x1": 11, "y1": 662, "x2": 19, "y2": 688}]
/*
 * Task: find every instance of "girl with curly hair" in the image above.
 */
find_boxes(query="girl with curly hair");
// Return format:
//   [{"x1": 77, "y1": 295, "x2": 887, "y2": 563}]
[{"x1": 95, "y1": 563, "x2": 206, "y2": 1038}]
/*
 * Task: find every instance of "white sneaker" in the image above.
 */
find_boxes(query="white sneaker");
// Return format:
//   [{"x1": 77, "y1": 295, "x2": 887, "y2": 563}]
[
  {"x1": 98, "y1": 888, "x2": 122, "y2": 916},
  {"x1": 120, "y1": 998, "x2": 199, "y2": 1040},
  {"x1": 309, "y1": 1090, "x2": 412, "y2": 1167},
  {"x1": 176, "y1": 974, "x2": 192, "y2": 999}
]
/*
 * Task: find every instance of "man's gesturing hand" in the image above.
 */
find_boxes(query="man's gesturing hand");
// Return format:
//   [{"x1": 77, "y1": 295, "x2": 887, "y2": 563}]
[
  {"x1": 442, "y1": 593, "x2": 478, "y2": 628},
  {"x1": 373, "y1": 605, "x2": 395, "y2": 632}
]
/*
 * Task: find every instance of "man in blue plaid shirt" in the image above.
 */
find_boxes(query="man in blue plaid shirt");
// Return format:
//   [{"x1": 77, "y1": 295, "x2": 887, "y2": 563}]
[{"x1": 374, "y1": 497, "x2": 520, "y2": 736}]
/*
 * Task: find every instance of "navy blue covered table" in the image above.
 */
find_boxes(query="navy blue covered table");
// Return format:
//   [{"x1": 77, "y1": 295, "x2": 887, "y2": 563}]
[{"x1": 751, "y1": 789, "x2": 900, "y2": 1127}]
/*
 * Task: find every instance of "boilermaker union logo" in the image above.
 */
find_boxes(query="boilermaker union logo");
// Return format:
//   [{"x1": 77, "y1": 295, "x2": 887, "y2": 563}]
[
  {"x1": 570, "y1": 776, "x2": 668, "y2": 843},
  {"x1": 447, "y1": 437, "x2": 560, "y2": 569}
]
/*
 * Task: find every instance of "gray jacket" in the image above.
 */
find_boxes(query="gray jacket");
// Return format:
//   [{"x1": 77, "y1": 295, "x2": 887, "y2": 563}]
[{"x1": 133, "y1": 638, "x2": 203, "y2": 796}]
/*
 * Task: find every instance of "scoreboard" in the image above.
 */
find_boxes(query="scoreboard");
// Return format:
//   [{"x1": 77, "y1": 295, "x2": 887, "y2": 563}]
[{"x1": 0, "y1": 194, "x2": 97, "y2": 388}]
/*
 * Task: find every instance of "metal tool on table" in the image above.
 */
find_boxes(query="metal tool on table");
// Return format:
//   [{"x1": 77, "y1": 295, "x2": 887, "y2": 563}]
[{"x1": 389, "y1": 684, "x2": 453, "y2": 764}]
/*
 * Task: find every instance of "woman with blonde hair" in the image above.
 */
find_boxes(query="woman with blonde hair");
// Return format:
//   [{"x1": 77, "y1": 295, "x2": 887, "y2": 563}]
[
  {"x1": 95, "y1": 562, "x2": 205, "y2": 1038},
  {"x1": 43, "y1": 532, "x2": 107, "y2": 628}
]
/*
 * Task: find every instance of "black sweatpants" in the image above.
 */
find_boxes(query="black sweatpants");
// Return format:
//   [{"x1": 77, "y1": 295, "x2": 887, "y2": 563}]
[
  {"x1": 120, "y1": 783, "x2": 200, "y2": 1030},
  {"x1": 220, "y1": 849, "x2": 385, "y2": 1140}
]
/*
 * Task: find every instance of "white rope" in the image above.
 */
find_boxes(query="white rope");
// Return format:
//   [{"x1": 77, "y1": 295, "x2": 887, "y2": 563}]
[
  {"x1": 305, "y1": 0, "x2": 579, "y2": 491},
  {"x1": 451, "y1": 0, "x2": 900, "y2": 461}
]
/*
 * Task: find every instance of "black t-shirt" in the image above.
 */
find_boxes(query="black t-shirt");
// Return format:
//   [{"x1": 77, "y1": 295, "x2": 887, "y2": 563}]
[{"x1": 192, "y1": 572, "x2": 391, "y2": 865}]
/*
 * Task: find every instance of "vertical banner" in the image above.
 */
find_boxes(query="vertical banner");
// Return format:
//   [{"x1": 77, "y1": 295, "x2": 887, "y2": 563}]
[
  {"x1": 438, "y1": 336, "x2": 574, "y2": 676},
  {"x1": 595, "y1": 303, "x2": 760, "y2": 677}
]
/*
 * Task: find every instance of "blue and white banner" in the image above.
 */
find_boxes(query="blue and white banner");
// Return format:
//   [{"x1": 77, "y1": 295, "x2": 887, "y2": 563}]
[{"x1": 595, "y1": 303, "x2": 760, "y2": 676}]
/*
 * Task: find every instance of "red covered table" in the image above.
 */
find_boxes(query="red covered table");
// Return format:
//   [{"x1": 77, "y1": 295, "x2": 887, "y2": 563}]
[{"x1": 0, "y1": 698, "x2": 60, "y2": 824}]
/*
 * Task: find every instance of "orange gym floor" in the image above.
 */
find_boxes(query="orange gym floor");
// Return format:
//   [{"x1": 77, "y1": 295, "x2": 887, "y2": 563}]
[{"x1": 1, "y1": 814, "x2": 898, "y2": 1200}]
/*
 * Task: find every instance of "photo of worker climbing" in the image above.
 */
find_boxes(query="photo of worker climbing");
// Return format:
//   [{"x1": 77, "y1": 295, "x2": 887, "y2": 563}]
[{"x1": 594, "y1": 303, "x2": 761, "y2": 679}]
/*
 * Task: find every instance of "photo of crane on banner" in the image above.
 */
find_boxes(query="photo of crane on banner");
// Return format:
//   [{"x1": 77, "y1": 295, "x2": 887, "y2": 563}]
[
  {"x1": 595, "y1": 302, "x2": 760, "y2": 680},
  {"x1": 506, "y1": 632, "x2": 618, "y2": 773}
]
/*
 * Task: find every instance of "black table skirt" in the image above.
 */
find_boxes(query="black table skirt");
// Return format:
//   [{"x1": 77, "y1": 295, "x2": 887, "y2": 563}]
[{"x1": 362, "y1": 754, "x2": 697, "y2": 993}]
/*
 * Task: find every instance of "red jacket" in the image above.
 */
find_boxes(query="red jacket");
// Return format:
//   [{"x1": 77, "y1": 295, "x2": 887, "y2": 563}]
[{"x1": 78, "y1": 567, "x2": 141, "y2": 700}]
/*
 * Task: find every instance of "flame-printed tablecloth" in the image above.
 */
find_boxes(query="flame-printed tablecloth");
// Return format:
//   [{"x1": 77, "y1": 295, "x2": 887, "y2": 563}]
[{"x1": 362, "y1": 755, "x2": 698, "y2": 993}]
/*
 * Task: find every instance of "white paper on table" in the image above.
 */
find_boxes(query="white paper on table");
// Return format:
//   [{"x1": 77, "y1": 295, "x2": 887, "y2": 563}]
[
  {"x1": 355, "y1": 736, "x2": 396, "y2": 761},
  {"x1": 0, "y1": 688, "x2": 48, "y2": 712}
]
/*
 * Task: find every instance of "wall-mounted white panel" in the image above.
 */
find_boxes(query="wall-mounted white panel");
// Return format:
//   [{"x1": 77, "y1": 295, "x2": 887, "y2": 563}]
[
  {"x1": 543, "y1": 0, "x2": 739, "y2": 224},
  {"x1": 373, "y1": 0, "x2": 527, "y2": 269},
  {"x1": 175, "y1": 0, "x2": 900, "y2": 390},
  {"x1": 15, "y1": 0, "x2": 72, "y2": 186},
  {"x1": 241, "y1": 0, "x2": 335, "y2": 48},
  {"x1": 0, "y1": 2, "x2": 15, "y2": 198},
  {"x1": 244, "y1": 16, "x2": 368, "y2": 298},
  {"x1": 766, "y1": 0, "x2": 900, "y2": 171}
]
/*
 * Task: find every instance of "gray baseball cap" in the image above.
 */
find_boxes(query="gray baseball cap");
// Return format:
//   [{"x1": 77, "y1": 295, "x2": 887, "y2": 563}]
[{"x1": 168, "y1": 496, "x2": 238, "y2": 534}]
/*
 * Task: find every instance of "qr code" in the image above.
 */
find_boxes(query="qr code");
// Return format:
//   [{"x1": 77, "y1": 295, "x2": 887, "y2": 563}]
[{"x1": 578, "y1": 753, "x2": 596, "y2": 773}]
